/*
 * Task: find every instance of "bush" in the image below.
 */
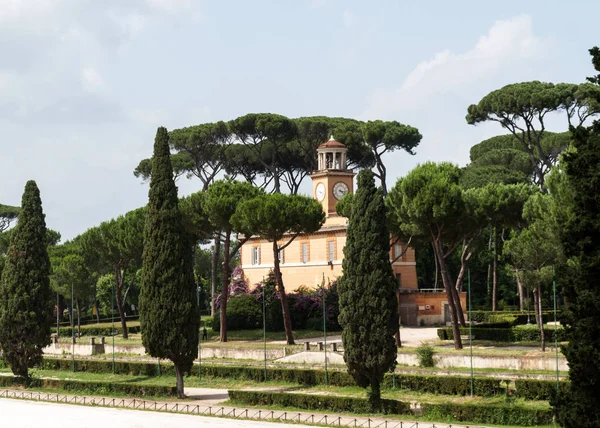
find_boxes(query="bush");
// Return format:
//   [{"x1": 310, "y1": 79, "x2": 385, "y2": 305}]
[
  {"x1": 422, "y1": 402, "x2": 553, "y2": 426},
  {"x1": 416, "y1": 344, "x2": 436, "y2": 367},
  {"x1": 39, "y1": 358, "x2": 504, "y2": 397},
  {"x1": 437, "y1": 326, "x2": 565, "y2": 342},
  {"x1": 226, "y1": 295, "x2": 262, "y2": 330},
  {"x1": 51, "y1": 321, "x2": 141, "y2": 337},
  {"x1": 0, "y1": 375, "x2": 176, "y2": 397},
  {"x1": 228, "y1": 390, "x2": 410, "y2": 414},
  {"x1": 515, "y1": 379, "x2": 567, "y2": 401}
]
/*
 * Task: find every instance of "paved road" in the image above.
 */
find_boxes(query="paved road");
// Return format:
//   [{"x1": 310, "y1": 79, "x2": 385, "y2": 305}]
[{"x1": 0, "y1": 398, "x2": 317, "y2": 428}]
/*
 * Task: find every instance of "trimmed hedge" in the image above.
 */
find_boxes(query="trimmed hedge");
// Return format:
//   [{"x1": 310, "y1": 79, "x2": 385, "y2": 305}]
[
  {"x1": 422, "y1": 402, "x2": 553, "y2": 426},
  {"x1": 228, "y1": 390, "x2": 410, "y2": 414},
  {"x1": 0, "y1": 375, "x2": 176, "y2": 397},
  {"x1": 469, "y1": 311, "x2": 557, "y2": 325},
  {"x1": 51, "y1": 322, "x2": 142, "y2": 337},
  {"x1": 514, "y1": 379, "x2": 567, "y2": 401},
  {"x1": 40, "y1": 358, "x2": 503, "y2": 397},
  {"x1": 437, "y1": 326, "x2": 566, "y2": 342}
]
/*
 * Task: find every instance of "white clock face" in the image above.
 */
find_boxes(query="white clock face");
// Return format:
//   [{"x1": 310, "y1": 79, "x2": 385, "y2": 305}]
[
  {"x1": 315, "y1": 183, "x2": 326, "y2": 201},
  {"x1": 333, "y1": 182, "x2": 349, "y2": 200}
]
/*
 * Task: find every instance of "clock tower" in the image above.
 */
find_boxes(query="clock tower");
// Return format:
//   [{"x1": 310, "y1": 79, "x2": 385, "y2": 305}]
[{"x1": 310, "y1": 136, "x2": 355, "y2": 225}]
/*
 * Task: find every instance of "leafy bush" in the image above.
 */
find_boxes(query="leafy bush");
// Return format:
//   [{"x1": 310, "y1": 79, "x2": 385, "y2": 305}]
[
  {"x1": 51, "y1": 321, "x2": 142, "y2": 337},
  {"x1": 225, "y1": 295, "x2": 262, "y2": 330},
  {"x1": 383, "y1": 374, "x2": 503, "y2": 397},
  {"x1": 416, "y1": 344, "x2": 436, "y2": 367},
  {"x1": 515, "y1": 379, "x2": 567, "y2": 401},
  {"x1": 422, "y1": 402, "x2": 553, "y2": 426},
  {"x1": 228, "y1": 390, "x2": 410, "y2": 414},
  {"x1": 437, "y1": 326, "x2": 565, "y2": 342},
  {"x1": 0, "y1": 375, "x2": 175, "y2": 397}
]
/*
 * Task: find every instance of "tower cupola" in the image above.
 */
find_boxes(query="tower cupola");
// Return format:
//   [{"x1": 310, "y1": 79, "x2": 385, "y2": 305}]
[{"x1": 317, "y1": 136, "x2": 347, "y2": 171}]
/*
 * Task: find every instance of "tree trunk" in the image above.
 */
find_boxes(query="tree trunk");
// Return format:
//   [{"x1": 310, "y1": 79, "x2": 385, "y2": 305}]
[
  {"x1": 368, "y1": 377, "x2": 381, "y2": 411},
  {"x1": 273, "y1": 240, "x2": 294, "y2": 345},
  {"x1": 433, "y1": 239, "x2": 462, "y2": 349},
  {"x1": 453, "y1": 266, "x2": 467, "y2": 327},
  {"x1": 219, "y1": 232, "x2": 231, "y2": 343},
  {"x1": 537, "y1": 284, "x2": 545, "y2": 352},
  {"x1": 76, "y1": 298, "x2": 81, "y2": 338},
  {"x1": 486, "y1": 226, "x2": 492, "y2": 306},
  {"x1": 433, "y1": 242, "x2": 439, "y2": 290},
  {"x1": 515, "y1": 265, "x2": 524, "y2": 312},
  {"x1": 174, "y1": 364, "x2": 185, "y2": 398},
  {"x1": 114, "y1": 264, "x2": 129, "y2": 339},
  {"x1": 492, "y1": 227, "x2": 498, "y2": 311},
  {"x1": 395, "y1": 291, "x2": 402, "y2": 347},
  {"x1": 56, "y1": 293, "x2": 60, "y2": 338},
  {"x1": 210, "y1": 235, "x2": 221, "y2": 317}
]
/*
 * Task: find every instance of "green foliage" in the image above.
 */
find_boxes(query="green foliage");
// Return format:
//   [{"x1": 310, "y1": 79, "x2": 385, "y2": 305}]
[
  {"x1": 0, "y1": 375, "x2": 176, "y2": 397},
  {"x1": 437, "y1": 326, "x2": 565, "y2": 342},
  {"x1": 514, "y1": 379, "x2": 565, "y2": 401},
  {"x1": 228, "y1": 390, "x2": 410, "y2": 415},
  {"x1": 415, "y1": 344, "x2": 436, "y2": 367},
  {"x1": 554, "y1": 47, "x2": 600, "y2": 428},
  {"x1": 422, "y1": 402, "x2": 553, "y2": 426},
  {"x1": 0, "y1": 203, "x2": 19, "y2": 232},
  {"x1": 224, "y1": 295, "x2": 262, "y2": 330},
  {"x1": 0, "y1": 181, "x2": 53, "y2": 378},
  {"x1": 50, "y1": 321, "x2": 141, "y2": 337},
  {"x1": 140, "y1": 127, "x2": 199, "y2": 395},
  {"x1": 339, "y1": 169, "x2": 398, "y2": 407}
]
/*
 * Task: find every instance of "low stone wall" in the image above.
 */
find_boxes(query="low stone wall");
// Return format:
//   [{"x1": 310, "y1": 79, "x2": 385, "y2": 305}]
[
  {"x1": 43, "y1": 342, "x2": 104, "y2": 357},
  {"x1": 199, "y1": 347, "x2": 285, "y2": 360},
  {"x1": 396, "y1": 352, "x2": 568, "y2": 371}
]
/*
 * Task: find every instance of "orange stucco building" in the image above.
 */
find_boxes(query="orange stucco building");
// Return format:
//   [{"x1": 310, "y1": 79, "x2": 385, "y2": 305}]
[{"x1": 240, "y1": 137, "x2": 464, "y2": 325}]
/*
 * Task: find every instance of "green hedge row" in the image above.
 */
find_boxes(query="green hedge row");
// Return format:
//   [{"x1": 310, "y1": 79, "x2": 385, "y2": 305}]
[
  {"x1": 51, "y1": 323, "x2": 141, "y2": 337},
  {"x1": 229, "y1": 390, "x2": 553, "y2": 425},
  {"x1": 514, "y1": 379, "x2": 567, "y2": 401},
  {"x1": 40, "y1": 358, "x2": 503, "y2": 397},
  {"x1": 469, "y1": 311, "x2": 557, "y2": 325},
  {"x1": 0, "y1": 375, "x2": 175, "y2": 397},
  {"x1": 437, "y1": 327, "x2": 566, "y2": 342},
  {"x1": 228, "y1": 390, "x2": 410, "y2": 414},
  {"x1": 422, "y1": 402, "x2": 553, "y2": 426}
]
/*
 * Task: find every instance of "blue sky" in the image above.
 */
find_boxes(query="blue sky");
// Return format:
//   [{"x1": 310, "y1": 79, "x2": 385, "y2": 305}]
[{"x1": 1, "y1": 0, "x2": 598, "y2": 240}]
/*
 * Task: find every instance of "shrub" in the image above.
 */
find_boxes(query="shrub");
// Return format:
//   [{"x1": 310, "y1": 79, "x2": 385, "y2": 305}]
[
  {"x1": 228, "y1": 390, "x2": 410, "y2": 414},
  {"x1": 436, "y1": 326, "x2": 565, "y2": 342},
  {"x1": 515, "y1": 379, "x2": 567, "y2": 401},
  {"x1": 422, "y1": 402, "x2": 553, "y2": 426},
  {"x1": 0, "y1": 375, "x2": 176, "y2": 397},
  {"x1": 226, "y1": 295, "x2": 262, "y2": 330},
  {"x1": 415, "y1": 344, "x2": 436, "y2": 367}
]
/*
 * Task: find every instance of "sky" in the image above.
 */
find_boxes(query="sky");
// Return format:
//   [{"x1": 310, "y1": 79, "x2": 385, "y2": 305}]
[{"x1": 1, "y1": 0, "x2": 598, "y2": 241}]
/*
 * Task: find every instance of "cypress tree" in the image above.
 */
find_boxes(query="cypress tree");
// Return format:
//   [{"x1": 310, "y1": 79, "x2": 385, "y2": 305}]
[
  {"x1": 554, "y1": 47, "x2": 600, "y2": 428},
  {"x1": 338, "y1": 169, "x2": 398, "y2": 410},
  {"x1": 0, "y1": 181, "x2": 52, "y2": 378},
  {"x1": 140, "y1": 127, "x2": 199, "y2": 398}
]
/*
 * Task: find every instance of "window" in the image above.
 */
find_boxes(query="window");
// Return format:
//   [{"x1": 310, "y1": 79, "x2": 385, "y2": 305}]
[
  {"x1": 394, "y1": 244, "x2": 403, "y2": 259},
  {"x1": 278, "y1": 248, "x2": 284, "y2": 264},
  {"x1": 301, "y1": 243, "x2": 309, "y2": 263},
  {"x1": 328, "y1": 241, "x2": 335, "y2": 262},
  {"x1": 251, "y1": 246, "x2": 260, "y2": 265},
  {"x1": 396, "y1": 273, "x2": 402, "y2": 289}
]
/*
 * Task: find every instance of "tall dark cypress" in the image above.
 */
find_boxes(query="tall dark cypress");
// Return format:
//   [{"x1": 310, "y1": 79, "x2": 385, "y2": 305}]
[
  {"x1": 338, "y1": 169, "x2": 398, "y2": 409},
  {"x1": 553, "y1": 48, "x2": 600, "y2": 427},
  {"x1": 0, "y1": 181, "x2": 52, "y2": 378},
  {"x1": 140, "y1": 127, "x2": 199, "y2": 398}
]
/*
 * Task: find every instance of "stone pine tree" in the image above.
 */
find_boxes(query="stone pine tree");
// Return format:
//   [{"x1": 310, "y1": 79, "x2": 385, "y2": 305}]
[
  {"x1": 0, "y1": 181, "x2": 53, "y2": 378},
  {"x1": 554, "y1": 47, "x2": 600, "y2": 428},
  {"x1": 338, "y1": 169, "x2": 399, "y2": 410},
  {"x1": 140, "y1": 127, "x2": 199, "y2": 398}
]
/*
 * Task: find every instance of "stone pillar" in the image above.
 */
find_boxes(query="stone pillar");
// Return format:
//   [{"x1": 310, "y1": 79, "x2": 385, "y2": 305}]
[
  {"x1": 89, "y1": 338, "x2": 95, "y2": 345},
  {"x1": 52, "y1": 336, "x2": 58, "y2": 345},
  {"x1": 304, "y1": 342, "x2": 311, "y2": 351},
  {"x1": 100, "y1": 337, "x2": 105, "y2": 345},
  {"x1": 318, "y1": 342, "x2": 324, "y2": 351},
  {"x1": 331, "y1": 342, "x2": 337, "y2": 352}
]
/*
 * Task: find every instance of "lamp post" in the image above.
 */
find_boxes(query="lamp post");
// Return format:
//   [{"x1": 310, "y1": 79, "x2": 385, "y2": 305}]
[
  {"x1": 71, "y1": 281, "x2": 75, "y2": 372},
  {"x1": 468, "y1": 269, "x2": 473, "y2": 397},
  {"x1": 262, "y1": 279, "x2": 267, "y2": 382},
  {"x1": 111, "y1": 278, "x2": 115, "y2": 374},
  {"x1": 323, "y1": 284, "x2": 328, "y2": 386}
]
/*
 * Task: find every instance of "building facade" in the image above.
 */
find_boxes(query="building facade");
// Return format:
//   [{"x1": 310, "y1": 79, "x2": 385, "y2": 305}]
[{"x1": 239, "y1": 137, "x2": 464, "y2": 325}]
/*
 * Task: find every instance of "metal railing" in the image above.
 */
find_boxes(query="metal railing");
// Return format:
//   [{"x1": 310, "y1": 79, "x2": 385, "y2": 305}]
[{"x1": 0, "y1": 388, "x2": 469, "y2": 428}]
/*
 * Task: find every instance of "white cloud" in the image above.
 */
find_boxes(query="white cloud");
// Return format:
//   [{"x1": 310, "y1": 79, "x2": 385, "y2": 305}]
[
  {"x1": 145, "y1": 0, "x2": 192, "y2": 12},
  {"x1": 81, "y1": 67, "x2": 105, "y2": 92},
  {"x1": 0, "y1": 0, "x2": 59, "y2": 22},
  {"x1": 342, "y1": 9, "x2": 355, "y2": 28},
  {"x1": 362, "y1": 14, "x2": 543, "y2": 117}
]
